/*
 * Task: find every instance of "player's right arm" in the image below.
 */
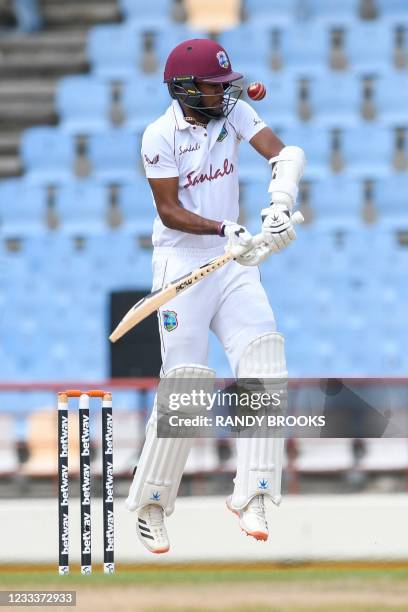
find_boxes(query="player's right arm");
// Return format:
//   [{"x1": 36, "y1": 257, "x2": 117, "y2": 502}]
[
  {"x1": 147, "y1": 176, "x2": 220, "y2": 236},
  {"x1": 149, "y1": 177, "x2": 252, "y2": 251},
  {"x1": 142, "y1": 123, "x2": 222, "y2": 236},
  {"x1": 142, "y1": 124, "x2": 251, "y2": 250}
]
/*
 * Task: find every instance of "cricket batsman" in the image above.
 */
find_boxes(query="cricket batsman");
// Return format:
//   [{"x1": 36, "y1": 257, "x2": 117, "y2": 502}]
[{"x1": 125, "y1": 38, "x2": 305, "y2": 553}]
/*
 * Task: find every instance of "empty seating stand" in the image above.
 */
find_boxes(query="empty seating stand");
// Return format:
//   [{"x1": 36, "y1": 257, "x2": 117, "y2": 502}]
[
  {"x1": 345, "y1": 21, "x2": 394, "y2": 74},
  {"x1": 376, "y1": 72, "x2": 408, "y2": 124},
  {"x1": 122, "y1": 77, "x2": 170, "y2": 130},
  {"x1": 341, "y1": 124, "x2": 394, "y2": 177},
  {"x1": 20, "y1": 127, "x2": 75, "y2": 185},
  {"x1": 309, "y1": 72, "x2": 361, "y2": 126},
  {"x1": 57, "y1": 76, "x2": 111, "y2": 134},
  {"x1": 0, "y1": 180, "x2": 47, "y2": 237},
  {"x1": 88, "y1": 130, "x2": 141, "y2": 182},
  {"x1": 119, "y1": 0, "x2": 175, "y2": 20},
  {"x1": 309, "y1": 176, "x2": 364, "y2": 228},
  {"x1": 244, "y1": 0, "x2": 305, "y2": 24},
  {"x1": 2, "y1": 0, "x2": 408, "y2": 388},
  {"x1": 54, "y1": 180, "x2": 110, "y2": 235}
]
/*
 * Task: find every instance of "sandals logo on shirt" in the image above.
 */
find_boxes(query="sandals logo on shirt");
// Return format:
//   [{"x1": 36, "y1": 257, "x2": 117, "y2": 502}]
[
  {"x1": 217, "y1": 125, "x2": 228, "y2": 142},
  {"x1": 163, "y1": 310, "x2": 178, "y2": 332},
  {"x1": 144, "y1": 153, "x2": 159, "y2": 165},
  {"x1": 183, "y1": 158, "x2": 234, "y2": 189},
  {"x1": 179, "y1": 142, "x2": 201, "y2": 156},
  {"x1": 216, "y1": 50, "x2": 230, "y2": 69}
]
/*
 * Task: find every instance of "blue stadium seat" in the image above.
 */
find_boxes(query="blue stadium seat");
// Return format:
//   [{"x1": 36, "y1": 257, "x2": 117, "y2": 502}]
[
  {"x1": 376, "y1": 72, "x2": 408, "y2": 125},
  {"x1": 345, "y1": 22, "x2": 394, "y2": 74},
  {"x1": 244, "y1": 0, "x2": 302, "y2": 23},
  {"x1": 88, "y1": 130, "x2": 140, "y2": 182},
  {"x1": 376, "y1": 0, "x2": 407, "y2": 20},
  {"x1": 280, "y1": 22, "x2": 329, "y2": 75},
  {"x1": 0, "y1": 180, "x2": 47, "y2": 237},
  {"x1": 87, "y1": 23, "x2": 195, "y2": 79},
  {"x1": 98, "y1": 242, "x2": 153, "y2": 290},
  {"x1": 56, "y1": 76, "x2": 111, "y2": 134},
  {"x1": 341, "y1": 125, "x2": 394, "y2": 178},
  {"x1": 281, "y1": 125, "x2": 331, "y2": 178},
  {"x1": 80, "y1": 231, "x2": 153, "y2": 290},
  {"x1": 119, "y1": 0, "x2": 173, "y2": 20},
  {"x1": 118, "y1": 180, "x2": 157, "y2": 234},
  {"x1": 20, "y1": 127, "x2": 75, "y2": 184},
  {"x1": 243, "y1": 72, "x2": 298, "y2": 127},
  {"x1": 122, "y1": 76, "x2": 170, "y2": 130},
  {"x1": 340, "y1": 227, "x2": 397, "y2": 273},
  {"x1": 237, "y1": 141, "x2": 271, "y2": 182},
  {"x1": 309, "y1": 177, "x2": 364, "y2": 228},
  {"x1": 218, "y1": 24, "x2": 272, "y2": 72},
  {"x1": 301, "y1": 0, "x2": 360, "y2": 23},
  {"x1": 87, "y1": 24, "x2": 144, "y2": 79},
  {"x1": 55, "y1": 180, "x2": 109, "y2": 234},
  {"x1": 309, "y1": 72, "x2": 360, "y2": 127},
  {"x1": 21, "y1": 234, "x2": 75, "y2": 289},
  {"x1": 374, "y1": 175, "x2": 408, "y2": 227},
  {"x1": 153, "y1": 25, "x2": 205, "y2": 67},
  {"x1": 132, "y1": 248, "x2": 154, "y2": 289}
]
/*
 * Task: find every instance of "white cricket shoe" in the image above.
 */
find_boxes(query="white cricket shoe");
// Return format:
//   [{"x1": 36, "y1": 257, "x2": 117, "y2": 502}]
[
  {"x1": 226, "y1": 494, "x2": 268, "y2": 541},
  {"x1": 136, "y1": 504, "x2": 170, "y2": 554}
]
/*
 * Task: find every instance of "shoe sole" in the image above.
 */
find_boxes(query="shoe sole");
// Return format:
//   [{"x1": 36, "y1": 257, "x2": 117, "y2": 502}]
[
  {"x1": 151, "y1": 546, "x2": 170, "y2": 554},
  {"x1": 226, "y1": 499, "x2": 268, "y2": 542}
]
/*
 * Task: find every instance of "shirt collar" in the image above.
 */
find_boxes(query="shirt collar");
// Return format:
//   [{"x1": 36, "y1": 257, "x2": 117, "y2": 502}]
[
  {"x1": 172, "y1": 100, "x2": 191, "y2": 130},
  {"x1": 171, "y1": 100, "x2": 224, "y2": 133}
]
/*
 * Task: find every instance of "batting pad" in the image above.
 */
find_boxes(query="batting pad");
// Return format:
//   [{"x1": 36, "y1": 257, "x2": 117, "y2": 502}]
[
  {"x1": 125, "y1": 364, "x2": 216, "y2": 516},
  {"x1": 231, "y1": 332, "x2": 288, "y2": 509}
]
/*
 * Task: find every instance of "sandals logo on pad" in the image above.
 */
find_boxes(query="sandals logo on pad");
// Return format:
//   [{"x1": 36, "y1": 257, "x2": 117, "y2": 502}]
[{"x1": 163, "y1": 310, "x2": 178, "y2": 332}]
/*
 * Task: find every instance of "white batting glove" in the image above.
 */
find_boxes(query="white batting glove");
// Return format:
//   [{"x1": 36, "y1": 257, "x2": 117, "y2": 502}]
[
  {"x1": 261, "y1": 203, "x2": 297, "y2": 253},
  {"x1": 221, "y1": 220, "x2": 253, "y2": 256}
]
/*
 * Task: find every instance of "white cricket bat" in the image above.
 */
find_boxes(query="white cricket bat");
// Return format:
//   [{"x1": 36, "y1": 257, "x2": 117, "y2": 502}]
[{"x1": 109, "y1": 211, "x2": 304, "y2": 342}]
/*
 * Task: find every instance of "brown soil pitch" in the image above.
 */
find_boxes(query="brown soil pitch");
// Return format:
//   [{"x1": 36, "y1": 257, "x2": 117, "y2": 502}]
[{"x1": 4, "y1": 580, "x2": 408, "y2": 611}]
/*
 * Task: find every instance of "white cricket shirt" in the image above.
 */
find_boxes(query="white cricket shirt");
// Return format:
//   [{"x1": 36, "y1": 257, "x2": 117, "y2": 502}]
[{"x1": 141, "y1": 99, "x2": 267, "y2": 249}]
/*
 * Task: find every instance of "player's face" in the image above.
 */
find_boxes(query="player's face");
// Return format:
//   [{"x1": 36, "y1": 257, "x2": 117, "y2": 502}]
[{"x1": 196, "y1": 81, "x2": 225, "y2": 116}]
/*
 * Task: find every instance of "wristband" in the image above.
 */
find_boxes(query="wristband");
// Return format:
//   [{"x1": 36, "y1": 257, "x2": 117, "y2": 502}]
[{"x1": 217, "y1": 221, "x2": 225, "y2": 237}]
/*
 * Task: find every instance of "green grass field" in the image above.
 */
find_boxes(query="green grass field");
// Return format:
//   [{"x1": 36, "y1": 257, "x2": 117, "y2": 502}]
[{"x1": 1, "y1": 563, "x2": 408, "y2": 611}]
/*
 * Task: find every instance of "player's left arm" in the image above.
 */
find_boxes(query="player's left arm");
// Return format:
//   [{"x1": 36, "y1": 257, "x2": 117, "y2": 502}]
[
  {"x1": 251, "y1": 129, "x2": 306, "y2": 254},
  {"x1": 249, "y1": 126, "x2": 284, "y2": 160},
  {"x1": 231, "y1": 101, "x2": 306, "y2": 265}
]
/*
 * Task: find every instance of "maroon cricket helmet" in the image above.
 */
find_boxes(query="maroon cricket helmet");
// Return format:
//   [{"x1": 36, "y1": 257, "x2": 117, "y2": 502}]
[{"x1": 164, "y1": 38, "x2": 243, "y2": 84}]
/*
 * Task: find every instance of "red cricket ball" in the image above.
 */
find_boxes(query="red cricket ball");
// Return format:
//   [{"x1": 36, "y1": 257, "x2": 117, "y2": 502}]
[{"x1": 247, "y1": 81, "x2": 266, "y2": 101}]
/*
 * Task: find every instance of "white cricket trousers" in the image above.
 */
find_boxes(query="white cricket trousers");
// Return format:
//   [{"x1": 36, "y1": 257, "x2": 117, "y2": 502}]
[{"x1": 152, "y1": 245, "x2": 276, "y2": 375}]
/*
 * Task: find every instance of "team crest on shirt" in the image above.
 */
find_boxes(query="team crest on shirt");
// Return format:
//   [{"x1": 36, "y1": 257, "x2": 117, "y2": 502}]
[
  {"x1": 216, "y1": 50, "x2": 229, "y2": 69},
  {"x1": 163, "y1": 310, "x2": 178, "y2": 332},
  {"x1": 217, "y1": 125, "x2": 228, "y2": 142},
  {"x1": 144, "y1": 153, "x2": 159, "y2": 165}
]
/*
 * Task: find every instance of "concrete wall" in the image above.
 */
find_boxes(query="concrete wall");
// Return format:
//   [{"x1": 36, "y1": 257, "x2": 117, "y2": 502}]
[{"x1": 1, "y1": 494, "x2": 408, "y2": 565}]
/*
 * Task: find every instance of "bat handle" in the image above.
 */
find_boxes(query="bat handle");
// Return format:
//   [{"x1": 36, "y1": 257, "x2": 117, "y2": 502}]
[{"x1": 292, "y1": 210, "x2": 305, "y2": 225}]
